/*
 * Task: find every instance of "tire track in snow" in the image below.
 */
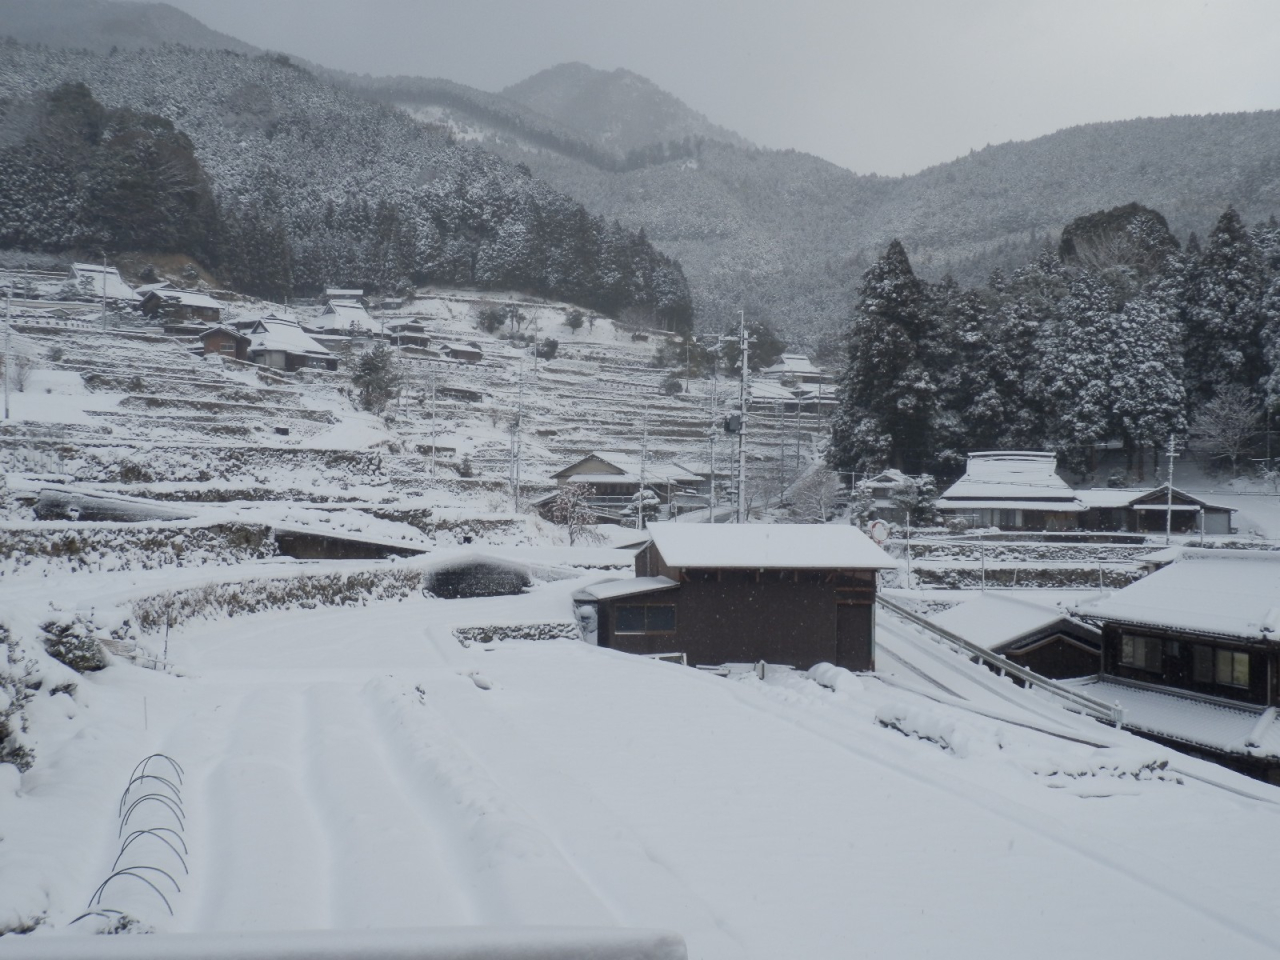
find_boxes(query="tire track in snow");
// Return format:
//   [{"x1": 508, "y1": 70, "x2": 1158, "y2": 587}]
[
  {"x1": 364, "y1": 674, "x2": 620, "y2": 928},
  {"x1": 299, "y1": 681, "x2": 478, "y2": 927},
  {"x1": 418, "y1": 673, "x2": 755, "y2": 960},
  {"x1": 190, "y1": 684, "x2": 331, "y2": 931}
]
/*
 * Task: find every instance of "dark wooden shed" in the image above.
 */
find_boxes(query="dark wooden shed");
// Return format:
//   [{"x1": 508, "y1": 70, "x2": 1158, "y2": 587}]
[{"x1": 579, "y1": 523, "x2": 895, "y2": 671}]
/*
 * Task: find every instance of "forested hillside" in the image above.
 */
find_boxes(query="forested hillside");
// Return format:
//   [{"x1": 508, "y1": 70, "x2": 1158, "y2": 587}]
[
  {"x1": 0, "y1": 41, "x2": 693, "y2": 327},
  {"x1": 827, "y1": 204, "x2": 1280, "y2": 482},
  {"x1": 387, "y1": 74, "x2": 1280, "y2": 342}
]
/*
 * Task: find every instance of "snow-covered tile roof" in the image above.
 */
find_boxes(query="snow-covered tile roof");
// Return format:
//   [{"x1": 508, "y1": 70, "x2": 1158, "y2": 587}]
[
  {"x1": 927, "y1": 592, "x2": 1086, "y2": 651},
  {"x1": 1073, "y1": 548, "x2": 1280, "y2": 642},
  {"x1": 559, "y1": 452, "x2": 702, "y2": 485},
  {"x1": 146, "y1": 288, "x2": 223, "y2": 310},
  {"x1": 748, "y1": 380, "x2": 799, "y2": 402},
  {"x1": 1070, "y1": 678, "x2": 1280, "y2": 758},
  {"x1": 311, "y1": 299, "x2": 377, "y2": 333},
  {"x1": 761, "y1": 354, "x2": 821, "y2": 376},
  {"x1": 647, "y1": 522, "x2": 896, "y2": 570},
  {"x1": 69, "y1": 263, "x2": 139, "y2": 301},
  {"x1": 576, "y1": 576, "x2": 680, "y2": 600},
  {"x1": 249, "y1": 319, "x2": 333, "y2": 357}
]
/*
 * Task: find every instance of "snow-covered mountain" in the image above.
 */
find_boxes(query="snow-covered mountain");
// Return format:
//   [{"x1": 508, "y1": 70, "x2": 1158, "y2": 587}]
[
  {"x1": 501, "y1": 62, "x2": 753, "y2": 157},
  {"x1": 0, "y1": 0, "x2": 257, "y2": 56}
]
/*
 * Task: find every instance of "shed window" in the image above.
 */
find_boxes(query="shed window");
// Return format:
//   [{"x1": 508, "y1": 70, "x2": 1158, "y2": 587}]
[
  {"x1": 1120, "y1": 633, "x2": 1162, "y2": 672},
  {"x1": 615, "y1": 604, "x2": 676, "y2": 634}
]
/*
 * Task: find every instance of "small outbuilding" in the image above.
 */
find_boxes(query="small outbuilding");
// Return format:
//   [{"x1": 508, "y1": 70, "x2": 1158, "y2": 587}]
[
  {"x1": 926, "y1": 592, "x2": 1102, "y2": 679},
  {"x1": 577, "y1": 522, "x2": 896, "y2": 671},
  {"x1": 200, "y1": 325, "x2": 251, "y2": 362}
]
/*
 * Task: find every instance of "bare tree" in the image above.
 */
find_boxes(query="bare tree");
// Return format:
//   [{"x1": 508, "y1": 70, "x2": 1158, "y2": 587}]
[
  {"x1": 12, "y1": 354, "x2": 35, "y2": 393},
  {"x1": 788, "y1": 466, "x2": 842, "y2": 522},
  {"x1": 1190, "y1": 385, "x2": 1261, "y2": 476},
  {"x1": 550, "y1": 483, "x2": 604, "y2": 545}
]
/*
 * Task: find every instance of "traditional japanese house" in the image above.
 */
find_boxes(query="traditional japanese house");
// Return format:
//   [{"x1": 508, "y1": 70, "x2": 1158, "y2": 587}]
[
  {"x1": 140, "y1": 288, "x2": 224, "y2": 324},
  {"x1": 246, "y1": 318, "x2": 338, "y2": 372},
  {"x1": 439, "y1": 342, "x2": 484, "y2": 363},
  {"x1": 937, "y1": 451, "x2": 1235, "y2": 534},
  {"x1": 69, "y1": 263, "x2": 139, "y2": 304},
  {"x1": 308, "y1": 299, "x2": 378, "y2": 336},
  {"x1": 548, "y1": 451, "x2": 703, "y2": 522},
  {"x1": 576, "y1": 523, "x2": 895, "y2": 671},
  {"x1": 937, "y1": 452, "x2": 1083, "y2": 531},
  {"x1": 1071, "y1": 550, "x2": 1280, "y2": 781},
  {"x1": 927, "y1": 592, "x2": 1101, "y2": 679},
  {"x1": 199, "y1": 325, "x2": 250, "y2": 362}
]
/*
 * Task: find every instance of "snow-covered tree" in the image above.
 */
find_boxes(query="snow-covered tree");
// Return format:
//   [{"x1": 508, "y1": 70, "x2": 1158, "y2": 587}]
[{"x1": 828, "y1": 240, "x2": 935, "y2": 475}]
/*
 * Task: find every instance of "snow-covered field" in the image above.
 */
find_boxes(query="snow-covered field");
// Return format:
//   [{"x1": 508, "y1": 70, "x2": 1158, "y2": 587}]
[
  {"x1": 4, "y1": 578, "x2": 1280, "y2": 958},
  {"x1": 4, "y1": 300, "x2": 1280, "y2": 958}
]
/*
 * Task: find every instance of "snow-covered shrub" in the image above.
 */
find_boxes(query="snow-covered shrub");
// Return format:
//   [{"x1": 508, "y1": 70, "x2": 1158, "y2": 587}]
[
  {"x1": 0, "y1": 624, "x2": 39, "y2": 771},
  {"x1": 454, "y1": 622, "x2": 579, "y2": 646},
  {"x1": 38, "y1": 616, "x2": 109, "y2": 673}
]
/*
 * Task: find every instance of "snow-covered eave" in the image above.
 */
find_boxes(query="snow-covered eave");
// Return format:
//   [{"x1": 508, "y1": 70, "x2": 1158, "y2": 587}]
[
  {"x1": 1071, "y1": 610, "x2": 1275, "y2": 647},
  {"x1": 574, "y1": 576, "x2": 680, "y2": 601},
  {"x1": 937, "y1": 498, "x2": 1086, "y2": 512}
]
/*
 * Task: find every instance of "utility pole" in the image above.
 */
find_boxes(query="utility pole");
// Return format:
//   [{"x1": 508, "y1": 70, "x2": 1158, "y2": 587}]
[
  {"x1": 100, "y1": 252, "x2": 108, "y2": 332},
  {"x1": 510, "y1": 359, "x2": 524, "y2": 511},
  {"x1": 637, "y1": 405, "x2": 649, "y2": 531},
  {"x1": 707, "y1": 358, "x2": 718, "y2": 523},
  {"x1": 429, "y1": 361, "x2": 438, "y2": 479},
  {"x1": 1165, "y1": 433, "x2": 1178, "y2": 545},
  {"x1": 3, "y1": 288, "x2": 10, "y2": 421},
  {"x1": 736, "y1": 309, "x2": 750, "y2": 524}
]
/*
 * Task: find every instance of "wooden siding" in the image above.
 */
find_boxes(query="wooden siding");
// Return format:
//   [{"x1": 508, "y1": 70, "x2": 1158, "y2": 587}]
[
  {"x1": 1102, "y1": 623, "x2": 1273, "y2": 706},
  {"x1": 599, "y1": 561, "x2": 876, "y2": 671}
]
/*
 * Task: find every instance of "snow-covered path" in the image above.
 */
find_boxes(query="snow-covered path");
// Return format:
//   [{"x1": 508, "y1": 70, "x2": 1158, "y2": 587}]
[{"x1": 7, "y1": 583, "x2": 1280, "y2": 959}]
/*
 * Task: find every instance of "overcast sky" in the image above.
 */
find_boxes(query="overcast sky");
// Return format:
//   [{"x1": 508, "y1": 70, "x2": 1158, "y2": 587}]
[{"x1": 165, "y1": 0, "x2": 1280, "y2": 176}]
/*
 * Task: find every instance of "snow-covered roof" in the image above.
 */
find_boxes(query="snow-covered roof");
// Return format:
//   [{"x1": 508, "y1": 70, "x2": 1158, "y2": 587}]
[
  {"x1": 555, "y1": 452, "x2": 702, "y2": 485},
  {"x1": 311, "y1": 299, "x2": 377, "y2": 333},
  {"x1": 927, "y1": 592, "x2": 1094, "y2": 651},
  {"x1": 134, "y1": 281, "x2": 172, "y2": 295},
  {"x1": 936, "y1": 499, "x2": 1087, "y2": 513},
  {"x1": 325, "y1": 287, "x2": 364, "y2": 297},
  {"x1": 575, "y1": 576, "x2": 680, "y2": 601},
  {"x1": 69, "y1": 263, "x2": 139, "y2": 301},
  {"x1": 248, "y1": 319, "x2": 333, "y2": 358},
  {"x1": 761, "y1": 354, "x2": 822, "y2": 377},
  {"x1": 941, "y1": 451, "x2": 1075, "y2": 503},
  {"x1": 1074, "y1": 486, "x2": 1232, "y2": 512},
  {"x1": 1073, "y1": 549, "x2": 1280, "y2": 643},
  {"x1": 748, "y1": 380, "x2": 799, "y2": 402},
  {"x1": 1070, "y1": 678, "x2": 1280, "y2": 758},
  {"x1": 144, "y1": 288, "x2": 223, "y2": 310},
  {"x1": 646, "y1": 522, "x2": 896, "y2": 570}
]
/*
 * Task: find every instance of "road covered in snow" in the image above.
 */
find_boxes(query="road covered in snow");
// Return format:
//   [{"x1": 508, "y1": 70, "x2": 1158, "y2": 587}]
[{"x1": 4, "y1": 577, "x2": 1280, "y2": 959}]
